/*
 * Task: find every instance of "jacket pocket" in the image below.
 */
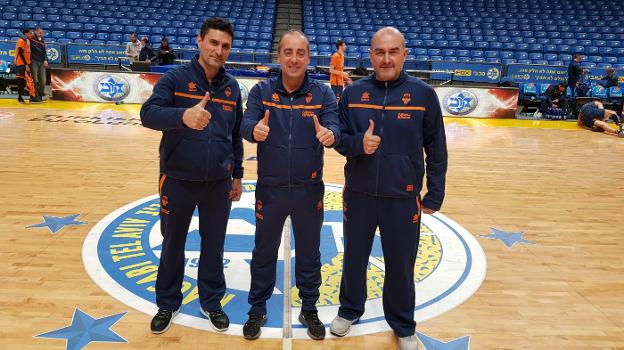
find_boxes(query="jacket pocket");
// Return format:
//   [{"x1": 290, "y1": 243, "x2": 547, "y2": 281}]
[
  {"x1": 258, "y1": 144, "x2": 288, "y2": 184},
  {"x1": 207, "y1": 140, "x2": 234, "y2": 179},
  {"x1": 345, "y1": 154, "x2": 377, "y2": 193},
  {"x1": 292, "y1": 145, "x2": 323, "y2": 184},
  {"x1": 378, "y1": 153, "x2": 420, "y2": 197},
  {"x1": 164, "y1": 138, "x2": 207, "y2": 178}
]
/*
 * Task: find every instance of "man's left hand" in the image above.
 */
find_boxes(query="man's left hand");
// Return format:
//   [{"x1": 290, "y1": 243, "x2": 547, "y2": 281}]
[
  {"x1": 229, "y1": 178, "x2": 242, "y2": 201},
  {"x1": 43, "y1": 60, "x2": 48, "y2": 68},
  {"x1": 313, "y1": 115, "x2": 335, "y2": 147}
]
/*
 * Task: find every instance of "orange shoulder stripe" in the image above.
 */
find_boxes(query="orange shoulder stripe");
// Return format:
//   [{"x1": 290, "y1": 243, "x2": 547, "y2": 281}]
[
  {"x1": 262, "y1": 101, "x2": 322, "y2": 110},
  {"x1": 174, "y1": 92, "x2": 237, "y2": 106}
]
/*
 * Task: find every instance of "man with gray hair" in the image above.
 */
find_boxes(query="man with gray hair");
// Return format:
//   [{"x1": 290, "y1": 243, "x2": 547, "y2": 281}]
[
  {"x1": 240, "y1": 30, "x2": 340, "y2": 340},
  {"x1": 332, "y1": 27, "x2": 448, "y2": 350}
]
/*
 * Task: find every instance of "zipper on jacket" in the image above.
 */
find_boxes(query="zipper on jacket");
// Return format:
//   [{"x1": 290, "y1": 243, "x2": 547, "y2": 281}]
[
  {"x1": 204, "y1": 85, "x2": 213, "y2": 180},
  {"x1": 288, "y1": 96, "x2": 294, "y2": 187},
  {"x1": 375, "y1": 81, "x2": 388, "y2": 196}
]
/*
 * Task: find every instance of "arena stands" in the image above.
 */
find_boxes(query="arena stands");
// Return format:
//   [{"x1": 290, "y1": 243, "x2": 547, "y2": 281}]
[
  {"x1": 0, "y1": 0, "x2": 275, "y2": 56},
  {"x1": 303, "y1": 0, "x2": 624, "y2": 69}
]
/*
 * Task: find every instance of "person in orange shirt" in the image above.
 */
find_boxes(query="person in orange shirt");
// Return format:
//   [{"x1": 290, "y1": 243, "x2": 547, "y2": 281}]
[
  {"x1": 14, "y1": 29, "x2": 40, "y2": 103},
  {"x1": 329, "y1": 39, "x2": 351, "y2": 101}
]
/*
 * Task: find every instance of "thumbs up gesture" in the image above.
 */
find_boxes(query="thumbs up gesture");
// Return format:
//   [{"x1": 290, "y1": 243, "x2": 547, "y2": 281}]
[
  {"x1": 363, "y1": 119, "x2": 381, "y2": 154},
  {"x1": 182, "y1": 92, "x2": 211, "y2": 130},
  {"x1": 313, "y1": 114, "x2": 335, "y2": 147},
  {"x1": 253, "y1": 110, "x2": 270, "y2": 142}
]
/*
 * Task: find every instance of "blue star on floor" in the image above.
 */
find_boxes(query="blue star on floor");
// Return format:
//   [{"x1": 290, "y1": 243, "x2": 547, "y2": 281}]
[
  {"x1": 27, "y1": 214, "x2": 86, "y2": 233},
  {"x1": 416, "y1": 331, "x2": 470, "y2": 350},
  {"x1": 479, "y1": 227, "x2": 536, "y2": 248},
  {"x1": 35, "y1": 308, "x2": 127, "y2": 350}
]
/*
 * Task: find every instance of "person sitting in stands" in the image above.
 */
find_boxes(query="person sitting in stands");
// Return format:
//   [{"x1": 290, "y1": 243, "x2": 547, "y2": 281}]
[
  {"x1": 139, "y1": 37, "x2": 156, "y2": 62},
  {"x1": 598, "y1": 67, "x2": 619, "y2": 89},
  {"x1": 534, "y1": 82, "x2": 569, "y2": 118},
  {"x1": 155, "y1": 38, "x2": 176, "y2": 65}
]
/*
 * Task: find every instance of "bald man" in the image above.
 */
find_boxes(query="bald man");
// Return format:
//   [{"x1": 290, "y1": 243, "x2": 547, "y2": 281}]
[
  {"x1": 240, "y1": 30, "x2": 340, "y2": 340},
  {"x1": 332, "y1": 27, "x2": 448, "y2": 350}
]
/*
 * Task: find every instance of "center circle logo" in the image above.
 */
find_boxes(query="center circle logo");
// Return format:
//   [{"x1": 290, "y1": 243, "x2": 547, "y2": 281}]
[
  {"x1": 94, "y1": 74, "x2": 130, "y2": 101},
  {"x1": 444, "y1": 89, "x2": 479, "y2": 116},
  {"x1": 83, "y1": 181, "x2": 486, "y2": 338}
]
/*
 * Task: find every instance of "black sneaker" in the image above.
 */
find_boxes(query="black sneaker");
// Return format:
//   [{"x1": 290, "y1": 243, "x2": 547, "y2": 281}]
[
  {"x1": 299, "y1": 310, "x2": 326, "y2": 340},
  {"x1": 243, "y1": 313, "x2": 267, "y2": 340},
  {"x1": 29, "y1": 96, "x2": 42, "y2": 104},
  {"x1": 17, "y1": 96, "x2": 24, "y2": 103},
  {"x1": 200, "y1": 308, "x2": 229, "y2": 332},
  {"x1": 150, "y1": 308, "x2": 179, "y2": 334}
]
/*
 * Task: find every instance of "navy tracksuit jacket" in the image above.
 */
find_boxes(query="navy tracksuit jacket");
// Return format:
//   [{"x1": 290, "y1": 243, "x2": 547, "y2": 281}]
[
  {"x1": 335, "y1": 71, "x2": 448, "y2": 337},
  {"x1": 141, "y1": 56, "x2": 243, "y2": 312},
  {"x1": 568, "y1": 60, "x2": 584, "y2": 96},
  {"x1": 240, "y1": 72, "x2": 340, "y2": 315}
]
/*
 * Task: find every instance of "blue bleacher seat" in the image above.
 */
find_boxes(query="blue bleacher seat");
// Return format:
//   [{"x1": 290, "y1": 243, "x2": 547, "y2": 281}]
[
  {"x1": 544, "y1": 53, "x2": 558, "y2": 61},
  {"x1": 428, "y1": 49, "x2": 441, "y2": 56},
  {"x1": 51, "y1": 31, "x2": 65, "y2": 39},
  {"x1": 66, "y1": 31, "x2": 81, "y2": 40}
]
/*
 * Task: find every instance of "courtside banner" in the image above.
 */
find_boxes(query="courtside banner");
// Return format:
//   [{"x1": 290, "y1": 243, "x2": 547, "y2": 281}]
[
  {"x1": 434, "y1": 86, "x2": 518, "y2": 118},
  {"x1": 0, "y1": 41, "x2": 62, "y2": 69},
  {"x1": 51, "y1": 70, "x2": 161, "y2": 103},
  {"x1": 51, "y1": 70, "x2": 263, "y2": 105},
  {"x1": 431, "y1": 61, "x2": 502, "y2": 83},
  {"x1": 66, "y1": 44, "x2": 126, "y2": 65},
  {"x1": 508, "y1": 64, "x2": 624, "y2": 86}
]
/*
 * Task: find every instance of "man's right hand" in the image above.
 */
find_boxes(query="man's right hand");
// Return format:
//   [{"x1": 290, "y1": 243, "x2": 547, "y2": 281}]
[
  {"x1": 253, "y1": 110, "x2": 270, "y2": 142},
  {"x1": 182, "y1": 92, "x2": 211, "y2": 130},
  {"x1": 363, "y1": 119, "x2": 381, "y2": 154}
]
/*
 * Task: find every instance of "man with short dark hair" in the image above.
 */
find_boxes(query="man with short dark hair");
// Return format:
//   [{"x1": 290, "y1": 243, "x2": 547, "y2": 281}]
[
  {"x1": 240, "y1": 30, "x2": 340, "y2": 341},
  {"x1": 568, "y1": 53, "x2": 588, "y2": 97},
  {"x1": 141, "y1": 17, "x2": 244, "y2": 335},
  {"x1": 30, "y1": 26, "x2": 48, "y2": 100},
  {"x1": 329, "y1": 39, "x2": 351, "y2": 101},
  {"x1": 138, "y1": 37, "x2": 156, "y2": 62},
  {"x1": 155, "y1": 38, "x2": 176, "y2": 65},
  {"x1": 535, "y1": 82, "x2": 569, "y2": 118}
]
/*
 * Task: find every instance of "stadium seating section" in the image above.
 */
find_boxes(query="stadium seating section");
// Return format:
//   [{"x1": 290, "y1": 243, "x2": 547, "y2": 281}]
[
  {"x1": 1, "y1": 0, "x2": 624, "y2": 69},
  {"x1": 304, "y1": 0, "x2": 624, "y2": 68},
  {"x1": 0, "y1": 0, "x2": 275, "y2": 58}
]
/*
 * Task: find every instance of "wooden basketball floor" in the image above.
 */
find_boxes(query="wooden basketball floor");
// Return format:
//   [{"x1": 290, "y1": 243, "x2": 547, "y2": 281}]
[{"x1": 1, "y1": 99, "x2": 623, "y2": 350}]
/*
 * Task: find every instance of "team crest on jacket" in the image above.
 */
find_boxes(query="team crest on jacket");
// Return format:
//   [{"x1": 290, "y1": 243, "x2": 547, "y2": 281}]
[
  {"x1": 188, "y1": 81, "x2": 197, "y2": 92},
  {"x1": 305, "y1": 92, "x2": 313, "y2": 103},
  {"x1": 272, "y1": 92, "x2": 280, "y2": 102},
  {"x1": 83, "y1": 181, "x2": 486, "y2": 338},
  {"x1": 225, "y1": 86, "x2": 232, "y2": 97},
  {"x1": 361, "y1": 91, "x2": 370, "y2": 102},
  {"x1": 402, "y1": 92, "x2": 411, "y2": 104}
]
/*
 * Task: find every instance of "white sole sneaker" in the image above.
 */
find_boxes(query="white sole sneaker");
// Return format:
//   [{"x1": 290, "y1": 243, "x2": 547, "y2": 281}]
[
  {"x1": 200, "y1": 308, "x2": 229, "y2": 332},
  {"x1": 330, "y1": 316, "x2": 359, "y2": 337}
]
